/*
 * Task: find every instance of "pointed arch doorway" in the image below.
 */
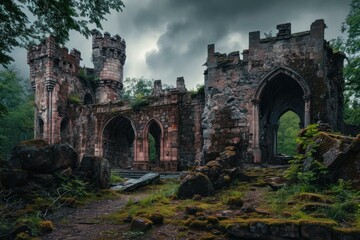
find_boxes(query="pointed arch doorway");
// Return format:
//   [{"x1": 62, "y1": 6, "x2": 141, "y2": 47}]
[
  {"x1": 102, "y1": 116, "x2": 136, "y2": 169},
  {"x1": 252, "y1": 67, "x2": 311, "y2": 163},
  {"x1": 144, "y1": 119, "x2": 163, "y2": 170}
]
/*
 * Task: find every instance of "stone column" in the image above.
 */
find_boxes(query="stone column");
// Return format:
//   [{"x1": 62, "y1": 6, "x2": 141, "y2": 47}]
[
  {"x1": 251, "y1": 99, "x2": 262, "y2": 163},
  {"x1": 303, "y1": 95, "x2": 311, "y2": 126}
]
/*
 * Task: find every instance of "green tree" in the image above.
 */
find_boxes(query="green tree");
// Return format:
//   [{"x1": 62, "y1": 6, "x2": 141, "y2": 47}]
[
  {"x1": 121, "y1": 77, "x2": 153, "y2": 100},
  {"x1": 331, "y1": 0, "x2": 360, "y2": 125},
  {"x1": 1, "y1": 0, "x2": 124, "y2": 66},
  {"x1": 277, "y1": 111, "x2": 300, "y2": 156},
  {"x1": 0, "y1": 69, "x2": 34, "y2": 158}
]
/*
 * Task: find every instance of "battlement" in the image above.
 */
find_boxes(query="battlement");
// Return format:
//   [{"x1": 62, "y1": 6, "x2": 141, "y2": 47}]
[
  {"x1": 249, "y1": 19, "x2": 325, "y2": 47},
  {"x1": 207, "y1": 44, "x2": 241, "y2": 68},
  {"x1": 207, "y1": 19, "x2": 326, "y2": 69},
  {"x1": 92, "y1": 30, "x2": 126, "y2": 64},
  {"x1": 27, "y1": 36, "x2": 82, "y2": 69}
]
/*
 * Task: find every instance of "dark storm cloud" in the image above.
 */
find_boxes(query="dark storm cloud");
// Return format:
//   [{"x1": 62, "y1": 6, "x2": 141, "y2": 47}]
[
  {"x1": 7, "y1": 0, "x2": 351, "y2": 89},
  {"x1": 125, "y1": 0, "x2": 350, "y2": 87}
]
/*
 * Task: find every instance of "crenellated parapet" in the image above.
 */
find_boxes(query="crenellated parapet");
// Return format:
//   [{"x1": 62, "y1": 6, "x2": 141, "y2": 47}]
[
  {"x1": 92, "y1": 30, "x2": 126, "y2": 103},
  {"x1": 28, "y1": 36, "x2": 82, "y2": 92}
]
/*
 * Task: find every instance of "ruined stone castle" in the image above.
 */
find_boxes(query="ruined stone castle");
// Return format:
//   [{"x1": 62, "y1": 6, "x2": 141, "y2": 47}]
[{"x1": 28, "y1": 19, "x2": 351, "y2": 170}]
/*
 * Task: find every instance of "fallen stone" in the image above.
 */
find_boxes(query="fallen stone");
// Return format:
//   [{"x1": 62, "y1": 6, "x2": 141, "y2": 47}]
[
  {"x1": 177, "y1": 172, "x2": 215, "y2": 199},
  {"x1": 111, "y1": 173, "x2": 160, "y2": 192},
  {"x1": 50, "y1": 143, "x2": 78, "y2": 171},
  {"x1": 0, "y1": 168, "x2": 29, "y2": 188},
  {"x1": 266, "y1": 176, "x2": 287, "y2": 190},
  {"x1": 8, "y1": 140, "x2": 78, "y2": 174},
  {"x1": 130, "y1": 217, "x2": 153, "y2": 232},
  {"x1": 75, "y1": 156, "x2": 111, "y2": 189},
  {"x1": 227, "y1": 197, "x2": 244, "y2": 208},
  {"x1": 31, "y1": 174, "x2": 56, "y2": 187},
  {"x1": 185, "y1": 206, "x2": 204, "y2": 215}
]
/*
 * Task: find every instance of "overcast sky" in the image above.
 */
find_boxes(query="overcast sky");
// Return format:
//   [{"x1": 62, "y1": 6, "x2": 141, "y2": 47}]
[{"x1": 10, "y1": 0, "x2": 351, "y2": 89}]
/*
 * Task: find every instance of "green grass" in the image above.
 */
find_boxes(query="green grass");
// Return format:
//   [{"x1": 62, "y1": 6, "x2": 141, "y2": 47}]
[{"x1": 110, "y1": 173, "x2": 125, "y2": 184}]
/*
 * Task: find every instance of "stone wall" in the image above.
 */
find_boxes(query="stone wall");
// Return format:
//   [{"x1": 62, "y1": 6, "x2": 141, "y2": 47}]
[
  {"x1": 203, "y1": 19, "x2": 346, "y2": 163},
  {"x1": 28, "y1": 20, "x2": 351, "y2": 169}
]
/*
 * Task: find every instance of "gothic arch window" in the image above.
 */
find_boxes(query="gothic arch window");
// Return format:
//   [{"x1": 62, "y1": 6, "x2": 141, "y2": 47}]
[
  {"x1": 144, "y1": 119, "x2": 163, "y2": 170},
  {"x1": 37, "y1": 117, "x2": 44, "y2": 139}
]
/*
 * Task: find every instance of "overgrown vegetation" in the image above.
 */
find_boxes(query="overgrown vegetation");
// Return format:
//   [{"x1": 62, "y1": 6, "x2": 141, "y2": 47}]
[
  {"x1": 190, "y1": 84, "x2": 205, "y2": 98},
  {"x1": 0, "y1": 69, "x2": 34, "y2": 159},
  {"x1": 330, "y1": 0, "x2": 360, "y2": 125},
  {"x1": 285, "y1": 124, "x2": 328, "y2": 185},
  {"x1": 0, "y1": 176, "x2": 119, "y2": 239},
  {"x1": 67, "y1": 94, "x2": 83, "y2": 106}
]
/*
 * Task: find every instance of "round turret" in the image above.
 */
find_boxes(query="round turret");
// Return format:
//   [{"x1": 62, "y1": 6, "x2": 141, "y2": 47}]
[{"x1": 92, "y1": 30, "x2": 126, "y2": 103}]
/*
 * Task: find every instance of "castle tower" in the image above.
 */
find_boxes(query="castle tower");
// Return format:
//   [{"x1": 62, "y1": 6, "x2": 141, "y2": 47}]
[
  {"x1": 92, "y1": 30, "x2": 126, "y2": 103},
  {"x1": 28, "y1": 36, "x2": 82, "y2": 144}
]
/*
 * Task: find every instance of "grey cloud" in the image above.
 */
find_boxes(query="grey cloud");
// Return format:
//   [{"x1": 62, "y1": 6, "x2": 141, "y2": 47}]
[
  {"x1": 138, "y1": 0, "x2": 350, "y2": 87},
  {"x1": 8, "y1": 0, "x2": 351, "y2": 89}
]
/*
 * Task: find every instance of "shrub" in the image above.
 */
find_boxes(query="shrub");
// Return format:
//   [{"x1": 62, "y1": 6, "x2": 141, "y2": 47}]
[
  {"x1": 67, "y1": 94, "x2": 82, "y2": 106},
  {"x1": 285, "y1": 124, "x2": 327, "y2": 185}
]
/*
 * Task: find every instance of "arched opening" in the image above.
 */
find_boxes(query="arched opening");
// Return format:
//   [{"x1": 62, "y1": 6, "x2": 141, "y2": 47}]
[
  {"x1": 277, "y1": 110, "x2": 300, "y2": 160},
  {"x1": 60, "y1": 118, "x2": 69, "y2": 142},
  {"x1": 84, "y1": 93, "x2": 94, "y2": 105},
  {"x1": 146, "y1": 120, "x2": 162, "y2": 169},
  {"x1": 37, "y1": 117, "x2": 44, "y2": 139},
  {"x1": 253, "y1": 67, "x2": 310, "y2": 164},
  {"x1": 102, "y1": 116, "x2": 135, "y2": 169}
]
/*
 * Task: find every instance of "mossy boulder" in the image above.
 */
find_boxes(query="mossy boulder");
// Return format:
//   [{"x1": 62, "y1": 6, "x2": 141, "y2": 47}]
[
  {"x1": 298, "y1": 193, "x2": 334, "y2": 204},
  {"x1": 130, "y1": 217, "x2": 153, "y2": 232},
  {"x1": 75, "y1": 156, "x2": 111, "y2": 189},
  {"x1": 185, "y1": 206, "x2": 204, "y2": 215},
  {"x1": 177, "y1": 172, "x2": 215, "y2": 199},
  {"x1": 227, "y1": 197, "x2": 244, "y2": 208},
  {"x1": 189, "y1": 220, "x2": 207, "y2": 230},
  {"x1": 305, "y1": 131, "x2": 360, "y2": 188},
  {"x1": 38, "y1": 220, "x2": 54, "y2": 234},
  {"x1": 8, "y1": 140, "x2": 78, "y2": 174},
  {"x1": 139, "y1": 213, "x2": 164, "y2": 225},
  {"x1": 0, "y1": 168, "x2": 29, "y2": 188}
]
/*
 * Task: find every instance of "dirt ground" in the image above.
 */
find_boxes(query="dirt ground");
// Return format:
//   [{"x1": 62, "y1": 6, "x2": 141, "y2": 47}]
[{"x1": 42, "y1": 195, "x2": 132, "y2": 240}]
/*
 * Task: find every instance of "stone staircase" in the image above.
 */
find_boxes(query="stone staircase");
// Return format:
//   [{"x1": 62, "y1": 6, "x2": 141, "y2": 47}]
[{"x1": 111, "y1": 169, "x2": 180, "y2": 179}]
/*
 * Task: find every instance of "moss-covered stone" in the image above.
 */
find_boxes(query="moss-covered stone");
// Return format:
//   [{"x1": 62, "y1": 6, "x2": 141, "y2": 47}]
[
  {"x1": 189, "y1": 220, "x2": 208, "y2": 230},
  {"x1": 207, "y1": 216, "x2": 220, "y2": 225},
  {"x1": 38, "y1": 220, "x2": 55, "y2": 234},
  {"x1": 130, "y1": 217, "x2": 153, "y2": 232},
  {"x1": 227, "y1": 197, "x2": 244, "y2": 208},
  {"x1": 298, "y1": 193, "x2": 334, "y2": 204}
]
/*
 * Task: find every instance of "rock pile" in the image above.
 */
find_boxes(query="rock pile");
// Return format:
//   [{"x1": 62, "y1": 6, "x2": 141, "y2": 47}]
[
  {"x1": 178, "y1": 145, "x2": 240, "y2": 199},
  {"x1": 308, "y1": 131, "x2": 360, "y2": 187},
  {"x1": 0, "y1": 139, "x2": 110, "y2": 190}
]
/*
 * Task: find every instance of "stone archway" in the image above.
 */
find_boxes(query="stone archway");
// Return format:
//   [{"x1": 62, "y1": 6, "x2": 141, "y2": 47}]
[
  {"x1": 37, "y1": 117, "x2": 44, "y2": 139},
  {"x1": 143, "y1": 119, "x2": 163, "y2": 170},
  {"x1": 252, "y1": 67, "x2": 310, "y2": 163},
  {"x1": 60, "y1": 117, "x2": 69, "y2": 143},
  {"x1": 102, "y1": 116, "x2": 136, "y2": 169}
]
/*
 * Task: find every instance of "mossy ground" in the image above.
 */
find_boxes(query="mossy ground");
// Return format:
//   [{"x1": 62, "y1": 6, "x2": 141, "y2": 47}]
[
  {"x1": 104, "y1": 166, "x2": 360, "y2": 239},
  {"x1": 3, "y1": 167, "x2": 360, "y2": 239}
]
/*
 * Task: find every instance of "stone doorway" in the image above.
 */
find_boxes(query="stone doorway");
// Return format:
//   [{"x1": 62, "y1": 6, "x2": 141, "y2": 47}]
[
  {"x1": 102, "y1": 116, "x2": 135, "y2": 169},
  {"x1": 252, "y1": 67, "x2": 310, "y2": 163},
  {"x1": 144, "y1": 119, "x2": 162, "y2": 170}
]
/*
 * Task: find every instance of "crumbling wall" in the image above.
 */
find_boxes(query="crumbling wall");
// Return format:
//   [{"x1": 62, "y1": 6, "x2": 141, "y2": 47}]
[{"x1": 203, "y1": 19, "x2": 345, "y2": 163}]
